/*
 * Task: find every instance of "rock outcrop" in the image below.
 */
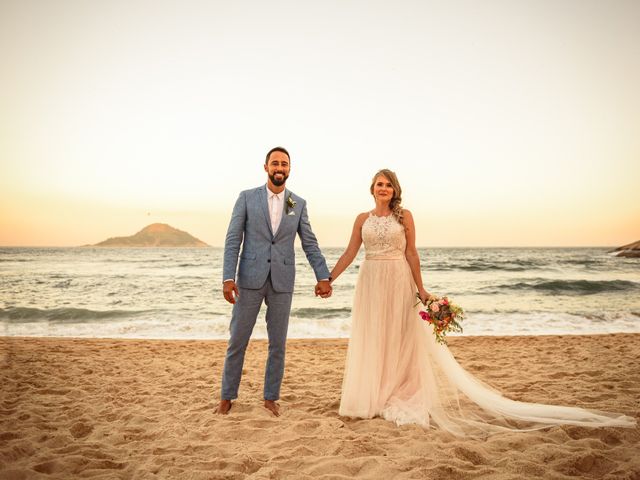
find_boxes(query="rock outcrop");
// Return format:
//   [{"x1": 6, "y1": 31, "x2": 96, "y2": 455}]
[{"x1": 92, "y1": 224, "x2": 208, "y2": 247}]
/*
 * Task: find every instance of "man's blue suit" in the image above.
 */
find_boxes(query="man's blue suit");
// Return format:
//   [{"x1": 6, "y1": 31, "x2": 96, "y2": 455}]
[{"x1": 221, "y1": 184, "x2": 330, "y2": 401}]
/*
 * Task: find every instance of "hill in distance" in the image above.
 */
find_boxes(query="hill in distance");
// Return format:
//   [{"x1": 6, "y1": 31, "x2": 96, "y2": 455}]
[
  {"x1": 610, "y1": 239, "x2": 640, "y2": 258},
  {"x1": 91, "y1": 223, "x2": 209, "y2": 247}
]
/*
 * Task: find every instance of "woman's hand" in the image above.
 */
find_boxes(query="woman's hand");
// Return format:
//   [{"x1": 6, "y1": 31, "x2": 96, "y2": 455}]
[{"x1": 418, "y1": 287, "x2": 432, "y2": 305}]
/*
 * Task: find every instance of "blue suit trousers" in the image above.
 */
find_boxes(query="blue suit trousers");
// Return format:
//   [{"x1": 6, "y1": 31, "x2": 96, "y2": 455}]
[{"x1": 221, "y1": 275, "x2": 293, "y2": 401}]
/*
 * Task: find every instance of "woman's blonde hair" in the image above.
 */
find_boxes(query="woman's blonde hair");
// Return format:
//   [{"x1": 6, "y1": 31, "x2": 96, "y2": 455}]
[{"x1": 370, "y1": 169, "x2": 404, "y2": 225}]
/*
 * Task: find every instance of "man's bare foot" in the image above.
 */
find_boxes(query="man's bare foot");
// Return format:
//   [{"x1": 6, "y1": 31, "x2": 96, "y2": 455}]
[
  {"x1": 216, "y1": 399, "x2": 232, "y2": 415},
  {"x1": 264, "y1": 400, "x2": 280, "y2": 417}
]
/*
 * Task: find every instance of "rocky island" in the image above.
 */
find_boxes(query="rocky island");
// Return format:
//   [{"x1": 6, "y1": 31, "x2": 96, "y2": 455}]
[
  {"x1": 91, "y1": 223, "x2": 209, "y2": 247},
  {"x1": 611, "y1": 240, "x2": 640, "y2": 258}
]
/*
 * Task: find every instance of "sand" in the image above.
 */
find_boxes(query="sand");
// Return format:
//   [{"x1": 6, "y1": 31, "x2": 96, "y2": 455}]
[{"x1": 1, "y1": 334, "x2": 638, "y2": 479}]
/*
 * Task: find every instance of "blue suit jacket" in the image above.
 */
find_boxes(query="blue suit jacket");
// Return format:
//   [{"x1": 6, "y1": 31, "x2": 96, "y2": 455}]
[{"x1": 223, "y1": 185, "x2": 330, "y2": 293}]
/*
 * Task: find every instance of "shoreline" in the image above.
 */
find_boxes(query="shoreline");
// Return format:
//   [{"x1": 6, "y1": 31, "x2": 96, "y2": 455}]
[
  {"x1": 2, "y1": 330, "x2": 640, "y2": 342},
  {"x1": 2, "y1": 334, "x2": 639, "y2": 479}
]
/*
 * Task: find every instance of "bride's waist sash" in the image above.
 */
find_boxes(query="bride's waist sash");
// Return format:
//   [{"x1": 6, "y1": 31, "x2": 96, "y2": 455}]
[{"x1": 364, "y1": 254, "x2": 405, "y2": 260}]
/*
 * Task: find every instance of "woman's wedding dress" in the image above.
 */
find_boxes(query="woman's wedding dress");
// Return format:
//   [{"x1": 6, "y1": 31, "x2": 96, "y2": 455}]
[{"x1": 338, "y1": 213, "x2": 636, "y2": 436}]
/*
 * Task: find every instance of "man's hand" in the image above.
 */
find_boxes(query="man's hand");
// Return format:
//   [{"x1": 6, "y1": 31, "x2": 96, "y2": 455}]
[
  {"x1": 223, "y1": 280, "x2": 239, "y2": 304},
  {"x1": 315, "y1": 280, "x2": 332, "y2": 298}
]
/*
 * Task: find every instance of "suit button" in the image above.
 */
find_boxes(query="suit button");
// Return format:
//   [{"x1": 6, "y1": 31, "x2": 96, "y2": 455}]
[
  {"x1": 267, "y1": 259, "x2": 271, "y2": 263},
  {"x1": 272, "y1": 241, "x2": 275, "y2": 244}
]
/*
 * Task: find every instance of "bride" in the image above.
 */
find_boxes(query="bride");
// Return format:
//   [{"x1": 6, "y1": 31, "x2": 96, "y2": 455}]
[{"x1": 328, "y1": 168, "x2": 636, "y2": 437}]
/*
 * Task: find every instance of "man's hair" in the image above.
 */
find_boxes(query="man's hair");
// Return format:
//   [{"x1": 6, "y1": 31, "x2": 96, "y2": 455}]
[{"x1": 265, "y1": 146, "x2": 290, "y2": 164}]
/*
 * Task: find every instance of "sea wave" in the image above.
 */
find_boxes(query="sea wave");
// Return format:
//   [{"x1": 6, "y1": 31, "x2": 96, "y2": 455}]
[
  {"x1": 488, "y1": 279, "x2": 639, "y2": 295},
  {"x1": 461, "y1": 311, "x2": 640, "y2": 336},
  {"x1": 100, "y1": 258, "x2": 171, "y2": 263},
  {"x1": 456, "y1": 262, "x2": 531, "y2": 272},
  {"x1": 4, "y1": 310, "x2": 638, "y2": 339},
  {"x1": 428, "y1": 261, "x2": 544, "y2": 272},
  {"x1": 561, "y1": 259, "x2": 606, "y2": 266},
  {"x1": 291, "y1": 307, "x2": 352, "y2": 319},
  {"x1": 0, "y1": 307, "x2": 151, "y2": 323},
  {"x1": 465, "y1": 308, "x2": 640, "y2": 320}
]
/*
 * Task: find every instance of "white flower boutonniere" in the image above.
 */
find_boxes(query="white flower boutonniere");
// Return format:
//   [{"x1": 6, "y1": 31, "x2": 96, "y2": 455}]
[{"x1": 286, "y1": 195, "x2": 296, "y2": 216}]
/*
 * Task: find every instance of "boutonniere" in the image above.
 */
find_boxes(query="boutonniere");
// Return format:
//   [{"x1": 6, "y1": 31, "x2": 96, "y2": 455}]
[{"x1": 286, "y1": 195, "x2": 296, "y2": 216}]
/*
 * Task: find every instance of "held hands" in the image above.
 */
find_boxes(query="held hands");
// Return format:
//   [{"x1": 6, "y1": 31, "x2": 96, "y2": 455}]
[
  {"x1": 225, "y1": 279, "x2": 331, "y2": 302},
  {"x1": 315, "y1": 280, "x2": 332, "y2": 299},
  {"x1": 223, "y1": 280, "x2": 239, "y2": 304}
]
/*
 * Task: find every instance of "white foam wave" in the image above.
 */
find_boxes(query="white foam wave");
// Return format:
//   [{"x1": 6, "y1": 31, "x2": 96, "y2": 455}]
[{"x1": 2, "y1": 311, "x2": 639, "y2": 340}]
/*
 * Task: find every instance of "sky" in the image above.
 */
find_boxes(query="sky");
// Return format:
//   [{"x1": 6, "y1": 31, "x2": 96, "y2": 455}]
[{"x1": 1, "y1": 0, "x2": 639, "y2": 247}]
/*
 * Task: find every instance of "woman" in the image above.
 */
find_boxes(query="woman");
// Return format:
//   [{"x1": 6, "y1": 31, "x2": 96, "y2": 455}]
[{"x1": 329, "y1": 169, "x2": 635, "y2": 437}]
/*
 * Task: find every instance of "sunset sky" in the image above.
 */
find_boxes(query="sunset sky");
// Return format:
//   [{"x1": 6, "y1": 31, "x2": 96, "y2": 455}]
[{"x1": 1, "y1": 0, "x2": 638, "y2": 247}]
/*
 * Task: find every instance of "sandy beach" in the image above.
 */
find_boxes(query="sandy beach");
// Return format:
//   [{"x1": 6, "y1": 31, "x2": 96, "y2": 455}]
[{"x1": 1, "y1": 334, "x2": 638, "y2": 479}]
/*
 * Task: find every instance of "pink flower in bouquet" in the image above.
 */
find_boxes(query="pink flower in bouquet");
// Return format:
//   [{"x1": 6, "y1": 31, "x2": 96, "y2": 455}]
[{"x1": 416, "y1": 292, "x2": 465, "y2": 345}]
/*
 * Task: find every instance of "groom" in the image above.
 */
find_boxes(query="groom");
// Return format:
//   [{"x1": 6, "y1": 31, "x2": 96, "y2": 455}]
[{"x1": 217, "y1": 146, "x2": 332, "y2": 416}]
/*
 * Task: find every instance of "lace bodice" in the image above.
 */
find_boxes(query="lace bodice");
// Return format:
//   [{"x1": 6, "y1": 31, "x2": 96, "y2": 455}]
[{"x1": 362, "y1": 213, "x2": 406, "y2": 259}]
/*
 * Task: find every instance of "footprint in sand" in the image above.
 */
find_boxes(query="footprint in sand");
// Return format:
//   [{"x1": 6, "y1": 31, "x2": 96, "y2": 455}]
[{"x1": 69, "y1": 421, "x2": 93, "y2": 439}]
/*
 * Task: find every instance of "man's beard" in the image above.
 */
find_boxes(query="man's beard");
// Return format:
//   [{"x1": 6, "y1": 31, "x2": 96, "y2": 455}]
[{"x1": 269, "y1": 172, "x2": 288, "y2": 186}]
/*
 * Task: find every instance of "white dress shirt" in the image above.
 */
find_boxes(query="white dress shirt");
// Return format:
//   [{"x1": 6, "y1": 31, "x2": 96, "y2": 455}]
[{"x1": 267, "y1": 188, "x2": 284, "y2": 235}]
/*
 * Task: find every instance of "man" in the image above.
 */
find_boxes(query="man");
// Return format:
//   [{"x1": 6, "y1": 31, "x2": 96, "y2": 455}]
[{"x1": 217, "y1": 146, "x2": 332, "y2": 416}]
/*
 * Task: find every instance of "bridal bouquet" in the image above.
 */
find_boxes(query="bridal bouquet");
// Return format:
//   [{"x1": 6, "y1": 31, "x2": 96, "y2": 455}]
[{"x1": 416, "y1": 294, "x2": 464, "y2": 345}]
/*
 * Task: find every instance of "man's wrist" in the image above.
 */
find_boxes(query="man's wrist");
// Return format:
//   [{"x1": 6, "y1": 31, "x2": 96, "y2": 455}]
[{"x1": 223, "y1": 279, "x2": 235, "y2": 284}]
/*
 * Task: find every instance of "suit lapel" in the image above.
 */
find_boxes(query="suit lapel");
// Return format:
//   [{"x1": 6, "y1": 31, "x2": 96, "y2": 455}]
[
  {"x1": 273, "y1": 188, "x2": 292, "y2": 242},
  {"x1": 260, "y1": 185, "x2": 274, "y2": 237}
]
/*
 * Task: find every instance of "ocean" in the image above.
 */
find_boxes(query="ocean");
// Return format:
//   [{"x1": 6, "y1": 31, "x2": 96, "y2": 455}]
[{"x1": 1, "y1": 247, "x2": 639, "y2": 339}]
